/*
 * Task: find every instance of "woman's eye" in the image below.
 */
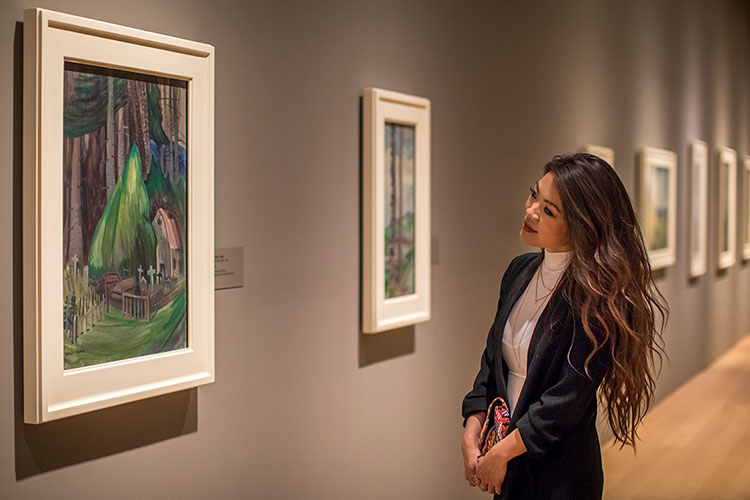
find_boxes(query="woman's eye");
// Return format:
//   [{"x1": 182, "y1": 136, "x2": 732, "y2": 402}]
[
  {"x1": 529, "y1": 187, "x2": 537, "y2": 198},
  {"x1": 544, "y1": 207, "x2": 554, "y2": 217}
]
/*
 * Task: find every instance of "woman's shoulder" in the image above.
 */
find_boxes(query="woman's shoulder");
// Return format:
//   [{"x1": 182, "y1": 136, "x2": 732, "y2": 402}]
[
  {"x1": 499, "y1": 251, "x2": 543, "y2": 291},
  {"x1": 506, "y1": 251, "x2": 542, "y2": 274}
]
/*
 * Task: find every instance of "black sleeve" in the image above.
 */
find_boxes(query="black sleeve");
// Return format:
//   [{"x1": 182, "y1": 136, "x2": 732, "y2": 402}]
[
  {"x1": 461, "y1": 256, "x2": 519, "y2": 426},
  {"x1": 515, "y1": 323, "x2": 611, "y2": 458}
]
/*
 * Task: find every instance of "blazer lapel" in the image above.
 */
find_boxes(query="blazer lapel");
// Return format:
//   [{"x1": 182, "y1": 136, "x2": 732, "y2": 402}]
[
  {"x1": 493, "y1": 253, "x2": 543, "y2": 361},
  {"x1": 510, "y1": 276, "x2": 572, "y2": 423}
]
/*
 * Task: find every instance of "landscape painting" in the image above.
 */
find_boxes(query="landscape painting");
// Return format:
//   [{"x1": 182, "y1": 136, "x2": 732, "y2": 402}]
[
  {"x1": 720, "y1": 160, "x2": 729, "y2": 253},
  {"x1": 691, "y1": 153, "x2": 703, "y2": 256},
  {"x1": 646, "y1": 166, "x2": 670, "y2": 252},
  {"x1": 384, "y1": 122, "x2": 415, "y2": 299},
  {"x1": 63, "y1": 62, "x2": 188, "y2": 370}
]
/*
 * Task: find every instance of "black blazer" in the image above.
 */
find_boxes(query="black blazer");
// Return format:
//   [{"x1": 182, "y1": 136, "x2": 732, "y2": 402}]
[{"x1": 462, "y1": 252, "x2": 611, "y2": 500}]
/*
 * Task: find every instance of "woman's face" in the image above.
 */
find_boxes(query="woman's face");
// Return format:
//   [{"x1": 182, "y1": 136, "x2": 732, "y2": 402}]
[{"x1": 520, "y1": 172, "x2": 571, "y2": 252}]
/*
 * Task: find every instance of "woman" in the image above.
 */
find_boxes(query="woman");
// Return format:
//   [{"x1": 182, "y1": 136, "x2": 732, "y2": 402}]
[{"x1": 461, "y1": 153, "x2": 667, "y2": 499}]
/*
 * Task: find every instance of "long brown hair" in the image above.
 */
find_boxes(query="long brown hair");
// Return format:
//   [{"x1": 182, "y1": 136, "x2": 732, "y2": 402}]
[{"x1": 545, "y1": 153, "x2": 668, "y2": 449}]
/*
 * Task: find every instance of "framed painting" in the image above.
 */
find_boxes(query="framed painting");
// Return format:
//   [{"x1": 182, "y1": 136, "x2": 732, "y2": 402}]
[
  {"x1": 743, "y1": 156, "x2": 750, "y2": 261},
  {"x1": 638, "y1": 147, "x2": 677, "y2": 270},
  {"x1": 717, "y1": 147, "x2": 737, "y2": 269},
  {"x1": 688, "y1": 140, "x2": 708, "y2": 277},
  {"x1": 362, "y1": 88, "x2": 430, "y2": 333},
  {"x1": 579, "y1": 144, "x2": 615, "y2": 169},
  {"x1": 23, "y1": 8, "x2": 215, "y2": 423}
]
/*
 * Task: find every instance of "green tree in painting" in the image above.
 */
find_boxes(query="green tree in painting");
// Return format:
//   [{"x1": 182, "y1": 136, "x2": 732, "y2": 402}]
[
  {"x1": 63, "y1": 67, "x2": 173, "y2": 266},
  {"x1": 88, "y1": 144, "x2": 157, "y2": 280}
]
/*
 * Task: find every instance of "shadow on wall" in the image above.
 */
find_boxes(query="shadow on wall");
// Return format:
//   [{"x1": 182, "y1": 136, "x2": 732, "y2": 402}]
[
  {"x1": 12, "y1": 21, "x2": 197, "y2": 480},
  {"x1": 359, "y1": 326, "x2": 415, "y2": 367}
]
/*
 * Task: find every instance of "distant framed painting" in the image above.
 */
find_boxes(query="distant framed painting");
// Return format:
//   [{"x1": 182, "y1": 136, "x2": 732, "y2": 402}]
[
  {"x1": 23, "y1": 8, "x2": 215, "y2": 423},
  {"x1": 638, "y1": 147, "x2": 677, "y2": 270},
  {"x1": 743, "y1": 156, "x2": 750, "y2": 261},
  {"x1": 717, "y1": 147, "x2": 737, "y2": 269},
  {"x1": 362, "y1": 88, "x2": 430, "y2": 333},
  {"x1": 689, "y1": 140, "x2": 708, "y2": 277},
  {"x1": 579, "y1": 144, "x2": 615, "y2": 169}
]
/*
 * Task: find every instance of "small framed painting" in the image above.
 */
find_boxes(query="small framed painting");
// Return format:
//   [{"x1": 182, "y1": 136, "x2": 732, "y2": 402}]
[
  {"x1": 638, "y1": 147, "x2": 677, "y2": 270},
  {"x1": 743, "y1": 156, "x2": 750, "y2": 261},
  {"x1": 362, "y1": 88, "x2": 431, "y2": 333},
  {"x1": 689, "y1": 140, "x2": 708, "y2": 277},
  {"x1": 717, "y1": 148, "x2": 737, "y2": 269},
  {"x1": 23, "y1": 8, "x2": 215, "y2": 423},
  {"x1": 579, "y1": 144, "x2": 615, "y2": 169}
]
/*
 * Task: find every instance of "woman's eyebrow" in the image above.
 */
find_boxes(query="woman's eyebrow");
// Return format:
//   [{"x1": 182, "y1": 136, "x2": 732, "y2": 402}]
[{"x1": 544, "y1": 198, "x2": 561, "y2": 213}]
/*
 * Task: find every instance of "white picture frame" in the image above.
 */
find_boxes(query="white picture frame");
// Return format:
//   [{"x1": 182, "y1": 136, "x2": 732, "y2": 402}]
[
  {"x1": 23, "y1": 8, "x2": 215, "y2": 423},
  {"x1": 743, "y1": 156, "x2": 750, "y2": 261},
  {"x1": 362, "y1": 88, "x2": 431, "y2": 333},
  {"x1": 638, "y1": 147, "x2": 677, "y2": 270},
  {"x1": 689, "y1": 140, "x2": 708, "y2": 277},
  {"x1": 717, "y1": 147, "x2": 737, "y2": 269},
  {"x1": 579, "y1": 144, "x2": 615, "y2": 169}
]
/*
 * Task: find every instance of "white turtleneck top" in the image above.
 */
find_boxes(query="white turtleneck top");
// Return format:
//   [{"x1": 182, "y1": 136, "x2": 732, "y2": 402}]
[{"x1": 502, "y1": 249, "x2": 571, "y2": 415}]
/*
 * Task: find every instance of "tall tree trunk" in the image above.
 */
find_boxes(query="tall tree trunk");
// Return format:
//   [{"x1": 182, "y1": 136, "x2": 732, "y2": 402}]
[
  {"x1": 81, "y1": 128, "x2": 108, "y2": 263},
  {"x1": 388, "y1": 126, "x2": 398, "y2": 292},
  {"x1": 123, "y1": 102, "x2": 130, "y2": 173},
  {"x1": 105, "y1": 77, "x2": 116, "y2": 198},
  {"x1": 396, "y1": 127, "x2": 403, "y2": 267},
  {"x1": 174, "y1": 84, "x2": 184, "y2": 176},
  {"x1": 389, "y1": 126, "x2": 397, "y2": 243},
  {"x1": 127, "y1": 80, "x2": 151, "y2": 178},
  {"x1": 80, "y1": 133, "x2": 90, "y2": 263},
  {"x1": 170, "y1": 84, "x2": 179, "y2": 183},
  {"x1": 63, "y1": 70, "x2": 73, "y2": 267},
  {"x1": 116, "y1": 106, "x2": 125, "y2": 181},
  {"x1": 63, "y1": 136, "x2": 72, "y2": 266},
  {"x1": 68, "y1": 136, "x2": 84, "y2": 266}
]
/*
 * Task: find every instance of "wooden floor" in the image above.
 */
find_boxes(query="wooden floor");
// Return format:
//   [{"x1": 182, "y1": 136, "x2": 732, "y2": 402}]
[{"x1": 601, "y1": 335, "x2": 750, "y2": 499}]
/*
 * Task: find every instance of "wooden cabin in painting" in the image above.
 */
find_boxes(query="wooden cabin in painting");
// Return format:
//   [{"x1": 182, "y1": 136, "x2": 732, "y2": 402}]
[
  {"x1": 96, "y1": 272, "x2": 120, "y2": 295},
  {"x1": 153, "y1": 208, "x2": 184, "y2": 279}
]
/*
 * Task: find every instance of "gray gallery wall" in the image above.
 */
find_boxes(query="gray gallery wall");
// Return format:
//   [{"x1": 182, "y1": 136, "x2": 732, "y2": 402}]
[{"x1": 1, "y1": 0, "x2": 748, "y2": 499}]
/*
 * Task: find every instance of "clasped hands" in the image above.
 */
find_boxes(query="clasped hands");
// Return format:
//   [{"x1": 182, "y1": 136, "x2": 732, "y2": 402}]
[{"x1": 463, "y1": 443, "x2": 509, "y2": 495}]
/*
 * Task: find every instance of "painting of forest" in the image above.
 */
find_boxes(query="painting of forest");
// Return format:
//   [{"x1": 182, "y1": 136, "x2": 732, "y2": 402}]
[
  {"x1": 646, "y1": 166, "x2": 669, "y2": 252},
  {"x1": 691, "y1": 157, "x2": 702, "y2": 255},
  {"x1": 384, "y1": 122, "x2": 415, "y2": 299},
  {"x1": 63, "y1": 62, "x2": 188, "y2": 370},
  {"x1": 720, "y1": 162, "x2": 729, "y2": 253}
]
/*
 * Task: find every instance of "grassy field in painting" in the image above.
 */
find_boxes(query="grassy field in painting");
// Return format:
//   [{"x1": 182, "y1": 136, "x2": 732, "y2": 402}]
[{"x1": 64, "y1": 291, "x2": 186, "y2": 370}]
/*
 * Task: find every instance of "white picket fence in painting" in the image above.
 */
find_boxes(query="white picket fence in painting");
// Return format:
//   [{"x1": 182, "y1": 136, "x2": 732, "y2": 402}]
[
  {"x1": 66, "y1": 296, "x2": 107, "y2": 344},
  {"x1": 121, "y1": 279, "x2": 183, "y2": 321}
]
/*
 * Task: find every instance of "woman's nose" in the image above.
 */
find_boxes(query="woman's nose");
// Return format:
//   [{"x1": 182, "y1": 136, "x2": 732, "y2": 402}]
[{"x1": 526, "y1": 206, "x2": 540, "y2": 221}]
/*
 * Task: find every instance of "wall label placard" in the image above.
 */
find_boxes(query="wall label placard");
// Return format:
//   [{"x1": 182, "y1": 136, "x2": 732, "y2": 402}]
[{"x1": 215, "y1": 247, "x2": 243, "y2": 290}]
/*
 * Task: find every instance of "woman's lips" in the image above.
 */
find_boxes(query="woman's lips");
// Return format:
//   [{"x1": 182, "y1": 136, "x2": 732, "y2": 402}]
[{"x1": 522, "y1": 222, "x2": 538, "y2": 233}]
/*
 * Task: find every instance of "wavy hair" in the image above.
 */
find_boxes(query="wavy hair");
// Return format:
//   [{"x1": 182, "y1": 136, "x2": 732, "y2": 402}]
[{"x1": 544, "y1": 153, "x2": 668, "y2": 449}]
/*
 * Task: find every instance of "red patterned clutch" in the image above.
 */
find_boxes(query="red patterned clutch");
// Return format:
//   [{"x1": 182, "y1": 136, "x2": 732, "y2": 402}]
[{"x1": 478, "y1": 397, "x2": 511, "y2": 456}]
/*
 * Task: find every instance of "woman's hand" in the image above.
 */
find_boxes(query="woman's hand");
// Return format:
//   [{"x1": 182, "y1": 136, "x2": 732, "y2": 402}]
[
  {"x1": 461, "y1": 413, "x2": 485, "y2": 488},
  {"x1": 474, "y1": 429, "x2": 527, "y2": 495},
  {"x1": 475, "y1": 449, "x2": 508, "y2": 495},
  {"x1": 461, "y1": 441, "x2": 481, "y2": 487}
]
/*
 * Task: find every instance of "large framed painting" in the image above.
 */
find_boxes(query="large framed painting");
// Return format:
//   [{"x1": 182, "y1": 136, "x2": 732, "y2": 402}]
[
  {"x1": 362, "y1": 88, "x2": 430, "y2": 333},
  {"x1": 579, "y1": 144, "x2": 615, "y2": 169},
  {"x1": 717, "y1": 147, "x2": 737, "y2": 269},
  {"x1": 689, "y1": 140, "x2": 708, "y2": 277},
  {"x1": 638, "y1": 147, "x2": 677, "y2": 270},
  {"x1": 743, "y1": 156, "x2": 750, "y2": 261},
  {"x1": 23, "y1": 8, "x2": 215, "y2": 423}
]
